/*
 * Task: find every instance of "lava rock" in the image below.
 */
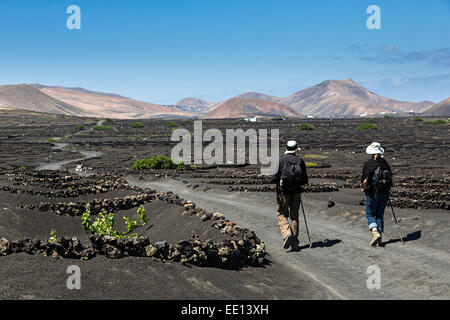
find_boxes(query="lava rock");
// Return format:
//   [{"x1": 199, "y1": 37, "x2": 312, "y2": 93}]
[
  {"x1": 103, "y1": 244, "x2": 124, "y2": 259},
  {"x1": 0, "y1": 238, "x2": 10, "y2": 256}
]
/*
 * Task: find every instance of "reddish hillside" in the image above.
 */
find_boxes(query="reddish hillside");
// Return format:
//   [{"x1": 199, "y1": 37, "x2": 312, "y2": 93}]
[
  {"x1": 0, "y1": 84, "x2": 88, "y2": 116},
  {"x1": 203, "y1": 97, "x2": 302, "y2": 118},
  {"x1": 422, "y1": 98, "x2": 450, "y2": 116},
  {"x1": 35, "y1": 85, "x2": 195, "y2": 119},
  {"x1": 279, "y1": 79, "x2": 434, "y2": 117}
]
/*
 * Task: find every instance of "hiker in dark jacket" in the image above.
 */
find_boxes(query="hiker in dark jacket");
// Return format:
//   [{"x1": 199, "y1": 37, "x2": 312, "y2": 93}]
[
  {"x1": 271, "y1": 140, "x2": 308, "y2": 251},
  {"x1": 361, "y1": 142, "x2": 392, "y2": 247}
]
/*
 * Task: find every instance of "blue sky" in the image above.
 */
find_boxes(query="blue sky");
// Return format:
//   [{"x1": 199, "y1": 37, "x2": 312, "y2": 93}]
[{"x1": 0, "y1": 0, "x2": 449, "y2": 104}]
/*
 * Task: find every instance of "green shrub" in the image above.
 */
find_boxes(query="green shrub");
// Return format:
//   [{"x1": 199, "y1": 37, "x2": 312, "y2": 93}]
[
  {"x1": 123, "y1": 217, "x2": 138, "y2": 233},
  {"x1": 165, "y1": 121, "x2": 178, "y2": 128},
  {"x1": 47, "y1": 138, "x2": 60, "y2": 143},
  {"x1": 93, "y1": 125, "x2": 113, "y2": 131},
  {"x1": 75, "y1": 124, "x2": 85, "y2": 130},
  {"x1": 48, "y1": 229, "x2": 57, "y2": 243},
  {"x1": 412, "y1": 117, "x2": 423, "y2": 122},
  {"x1": 137, "y1": 205, "x2": 148, "y2": 225},
  {"x1": 367, "y1": 118, "x2": 375, "y2": 123},
  {"x1": 105, "y1": 118, "x2": 115, "y2": 124},
  {"x1": 132, "y1": 155, "x2": 184, "y2": 170},
  {"x1": 422, "y1": 119, "x2": 447, "y2": 125},
  {"x1": 303, "y1": 154, "x2": 328, "y2": 160},
  {"x1": 305, "y1": 162, "x2": 318, "y2": 168},
  {"x1": 298, "y1": 123, "x2": 315, "y2": 131},
  {"x1": 131, "y1": 122, "x2": 145, "y2": 129},
  {"x1": 81, "y1": 205, "x2": 148, "y2": 239},
  {"x1": 356, "y1": 123, "x2": 377, "y2": 131}
]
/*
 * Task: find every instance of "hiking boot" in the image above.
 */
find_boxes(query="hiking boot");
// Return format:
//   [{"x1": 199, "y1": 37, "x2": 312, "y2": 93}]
[
  {"x1": 377, "y1": 235, "x2": 383, "y2": 247},
  {"x1": 291, "y1": 236, "x2": 299, "y2": 251},
  {"x1": 283, "y1": 235, "x2": 293, "y2": 249},
  {"x1": 370, "y1": 230, "x2": 381, "y2": 247}
]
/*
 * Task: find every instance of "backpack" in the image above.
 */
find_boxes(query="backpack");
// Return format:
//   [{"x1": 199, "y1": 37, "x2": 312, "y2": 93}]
[
  {"x1": 280, "y1": 160, "x2": 303, "y2": 193},
  {"x1": 371, "y1": 167, "x2": 392, "y2": 193}
]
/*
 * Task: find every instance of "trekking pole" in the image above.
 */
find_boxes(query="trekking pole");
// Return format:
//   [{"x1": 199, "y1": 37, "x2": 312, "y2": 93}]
[
  {"x1": 300, "y1": 196, "x2": 312, "y2": 248},
  {"x1": 388, "y1": 200, "x2": 404, "y2": 244},
  {"x1": 276, "y1": 184, "x2": 280, "y2": 205}
]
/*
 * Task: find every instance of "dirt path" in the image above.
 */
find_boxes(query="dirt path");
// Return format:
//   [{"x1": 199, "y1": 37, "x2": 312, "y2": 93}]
[
  {"x1": 35, "y1": 120, "x2": 105, "y2": 171},
  {"x1": 126, "y1": 176, "x2": 450, "y2": 300}
]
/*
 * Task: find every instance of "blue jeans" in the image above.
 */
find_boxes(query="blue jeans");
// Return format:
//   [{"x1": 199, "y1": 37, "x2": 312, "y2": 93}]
[{"x1": 365, "y1": 192, "x2": 389, "y2": 233}]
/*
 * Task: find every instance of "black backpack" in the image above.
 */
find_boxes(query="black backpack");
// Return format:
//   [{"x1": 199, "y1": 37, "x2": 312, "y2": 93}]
[
  {"x1": 371, "y1": 167, "x2": 393, "y2": 193},
  {"x1": 280, "y1": 160, "x2": 302, "y2": 193}
]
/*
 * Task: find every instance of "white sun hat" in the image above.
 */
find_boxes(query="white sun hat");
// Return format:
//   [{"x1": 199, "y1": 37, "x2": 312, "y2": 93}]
[
  {"x1": 285, "y1": 140, "x2": 301, "y2": 154},
  {"x1": 366, "y1": 142, "x2": 384, "y2": 155}
]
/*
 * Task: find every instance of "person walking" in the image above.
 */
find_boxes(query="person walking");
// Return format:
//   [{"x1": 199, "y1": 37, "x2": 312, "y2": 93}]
[
  {"x1": 361, "y1": 142, "x2": 393, "y2": 247},
  {"x1": 271, "y1": 140, "x2": 308, "y2": 251}
]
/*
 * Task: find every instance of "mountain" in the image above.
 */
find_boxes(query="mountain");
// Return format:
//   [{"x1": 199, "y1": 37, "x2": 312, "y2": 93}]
[
  {"x1": 235, "y1": 92, "x2": 280, "y2": 103},
  {"x1": 203, "y1": 97, "x2": 302, "y2": 119},
  {"x1": 175, "y1": 97, "x2": 215, "y2": 110},
  {"x1": 31, "y1": 83, "x2": 127, "y2": 99},
  {"x1": 408, "y1": 100, "x2": 435, "y2": 113},
  {"x1": 34, "y1": 84, "x2": 195, "y2": 119},
  {"x1": 278, "y1": 79, "x2": 434, "y2": 117},
  {"x1": 229, "y1": 79, "x2": 435, "y2": 117},
  {"x1": 0, "y1": 84, "x2": 89, "y2": 116},
  {"x1": 422, "y1": 98, "x2": 450, "y2": 116}
]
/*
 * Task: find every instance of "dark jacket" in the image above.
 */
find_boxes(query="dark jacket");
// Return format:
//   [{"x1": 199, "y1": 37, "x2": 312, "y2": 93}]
[
  {"x1": 271, "y1": 153, "x2": 308, "y2": 193},
  {"x1": 361, "y1": 157, "x2": 392, "y2": 195}
]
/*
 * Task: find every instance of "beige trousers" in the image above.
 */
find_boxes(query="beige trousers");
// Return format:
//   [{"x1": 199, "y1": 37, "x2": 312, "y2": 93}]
[{"x1": 277, "y1": 193, "x2": 301, "y2": 240}]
